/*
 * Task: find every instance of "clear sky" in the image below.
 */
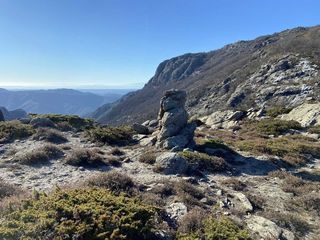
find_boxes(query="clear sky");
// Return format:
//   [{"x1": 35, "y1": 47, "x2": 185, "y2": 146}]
[{"x1": 0, "y1": 0, "x2": 319, "y2": 89}]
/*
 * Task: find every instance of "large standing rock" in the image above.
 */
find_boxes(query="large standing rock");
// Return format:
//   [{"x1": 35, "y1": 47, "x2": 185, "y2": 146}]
[{"x1": 157, "y1": 89, "x2": 195, "y2": 150}]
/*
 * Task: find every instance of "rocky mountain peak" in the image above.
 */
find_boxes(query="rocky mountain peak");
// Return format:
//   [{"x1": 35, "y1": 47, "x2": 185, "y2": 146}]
[{"x1": 148, "y1": 53, "x2": 207, "y2": 86}]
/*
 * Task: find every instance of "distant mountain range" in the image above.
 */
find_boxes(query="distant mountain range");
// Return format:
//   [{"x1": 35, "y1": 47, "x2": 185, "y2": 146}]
[
  {"x1": 0, "y1": 88, "x2": 130, "y2": 116},
  {"x1": 92, "y1": 25, "x2": 320, "y2": 125}
]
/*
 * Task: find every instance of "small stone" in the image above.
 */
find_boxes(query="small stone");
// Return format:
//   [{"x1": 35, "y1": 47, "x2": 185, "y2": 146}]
[
  {"x1": 216, "y1": 189, "x2": 223, "y2": 196},
  {"x1": 200, "y1": 198, "x2": 208, "y2": 204}
]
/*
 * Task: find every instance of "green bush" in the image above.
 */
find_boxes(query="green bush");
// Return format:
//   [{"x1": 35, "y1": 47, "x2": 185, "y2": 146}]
[
  {"x1": 177, "y1": 216, "x2": 251, "y2": 240},
  {"x1": 0, "y1": 188, "x2": 159, "y2": 240},
  {"x1": 86, "y1": 126, "x2": 135, "y2": 145},
  {"x1": 0, "y1": 121, "x2": 34, "y2": 143},
  {"x1": 179, "y1": 151, "x2": 227, "y2": 173}
]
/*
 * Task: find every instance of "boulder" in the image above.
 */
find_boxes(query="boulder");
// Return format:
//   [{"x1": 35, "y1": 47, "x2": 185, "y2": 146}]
[
  {"x1": 30, "y1": 117, "x2": 56, "y2": 128},
  {"x1": 280, "y1": 103, "x2": 320, "y2": 127},
  {"x1": 200, "y1": 110, "x2": 245, "y2": 129},
  {"x1": 155, "y1": 152, "x2": 188, "y2": 175},
  {"x1": 233, "y1": 192, "x2": 253, "y2": 212},
  {"x1": 132, "y1": 123, "x2": 149, "y2": 134},
  {"x1": 246, "y1": 216, "x2": 294, "y2": 240},
  {"x1": 156, "y1": 89, "x2": 195, "y2": 150},
  {"x1": 166, "y1": 202, "x2": 188, "y2": 220}
]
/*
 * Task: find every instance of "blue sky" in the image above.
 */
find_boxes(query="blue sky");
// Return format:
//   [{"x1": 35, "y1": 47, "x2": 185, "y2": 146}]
[{"x1": 0, "y1": 0, "x2": 319, "y2": 89}]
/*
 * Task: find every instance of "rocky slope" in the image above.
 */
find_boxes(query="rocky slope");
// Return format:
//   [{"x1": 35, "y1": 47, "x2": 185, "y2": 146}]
[
  {"x1": 93, "y1": 25, "x2": 320, "y2": 125},
  {"x1": 1, "y1": 94, "x2": 320, "y2": 239}
]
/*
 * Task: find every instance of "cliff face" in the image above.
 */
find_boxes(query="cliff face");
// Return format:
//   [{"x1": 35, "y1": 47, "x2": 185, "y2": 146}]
[{"x1": 93, "y1": 26, "x2": 320, "y2": 125}]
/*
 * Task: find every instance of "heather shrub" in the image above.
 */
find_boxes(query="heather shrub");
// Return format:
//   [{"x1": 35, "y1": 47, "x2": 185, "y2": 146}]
[
  {"x1": 0, "y1": 188, "x2": 159, "y2": 240},
  {"x1": 177, "y1": 216, "x2": 251, "y2": 240}
]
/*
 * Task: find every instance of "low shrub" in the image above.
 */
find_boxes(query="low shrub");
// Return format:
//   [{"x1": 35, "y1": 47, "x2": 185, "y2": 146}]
[
  {"x1": 256, "y1": 119, "x2": 302, "y2": 136},
  {"x1": 33, "y1": 127, "x2": 68, "y2": 144},
  {"x1": 65, "y1": 148, "x2": 106, "y2": 166},
  {"x1": 177, "y1": 208, "x2": 206, "y2": 235},
  {"x1": 30, "y1": 114, "x2": 93, "y2": 130},
  {"x1": 86, "y1": 126, "x2": 135, "y2": 145},
  {"x1": 109, "y1": 147, "x2": 125, "y2": 156},
  {"x1": 177, "y1": 216, "x2": 251, "y2": 240},
  {"x1": 236, "y1": 135, "x2": 320, "y2": 166},
  {"x1": 308, "y1": 125, "x2": 320, "y2": 134},
  {"x1": 86, "y1": 171, "x2": 135, "y2": 195},
  {"x1": 0, "y1": 121, "x2": 34, "y2": 143},
  {"x1": 0, "y1": 188, "x2": 159, "y2": 240},
  {"x1": 139, "y1": 151, "x2": 157, "y2": 164},
  {"x1": 56, "y1": 121, "x2": 74, "y2": 132},
  {"x1": 266, "y1": 106, "x2": 292, "y2": 118},
  {"x1": 295, "y1": 192, "x2": 320, "y2": 216},
  {"x1": 174, "y1": 180, "x2": 205, "y2": 207},
  {"x1": 179, "y1": 151, "x2": 227, "y2": 173},
  {"x1": 13, "y1": 144, "x2": 63, "y2": 165},
  {"x1": 222, "y1": 178, "x2": 247, "y2": 191},
  {"x1": 197, "y1": 138, "x2": 234, "y2": 152},
  {"x1": 264, "y1": 212, "x2": 311, "y2": 237}
]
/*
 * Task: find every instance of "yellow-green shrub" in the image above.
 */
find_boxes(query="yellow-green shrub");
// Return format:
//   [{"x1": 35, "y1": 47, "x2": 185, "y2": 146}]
[
  {"x1": 177, "y1": 216, "x2": 251, "y2": 240},
  {"x1": 0, "y1": 188, "x2": 159, "y2": 240}
]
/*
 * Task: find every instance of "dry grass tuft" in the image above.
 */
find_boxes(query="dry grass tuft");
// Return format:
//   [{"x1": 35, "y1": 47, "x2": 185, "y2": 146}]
[
  {"x1": 13, "y1": 144, "x2": 63, "y2": 165},
  {"x1": 33, "y1": 128, "x2": 68, "y2": 144},
  {"x1": 85, "y1": 171, "x2": 135, "y2": 195}
]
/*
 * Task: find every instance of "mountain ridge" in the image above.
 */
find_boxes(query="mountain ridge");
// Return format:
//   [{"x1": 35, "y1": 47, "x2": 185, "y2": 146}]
[{"x1": 92, "y1": 25, "x2": 320, "y2": 125}]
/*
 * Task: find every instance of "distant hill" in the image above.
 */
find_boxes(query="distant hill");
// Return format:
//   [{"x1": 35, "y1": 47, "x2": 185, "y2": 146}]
[
  {"x1": 0, "y1": 88, "x2": 125, "y2": 116},
  {"x1": 92, "y1": 25, "x2": 320, "y2": 125}
]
